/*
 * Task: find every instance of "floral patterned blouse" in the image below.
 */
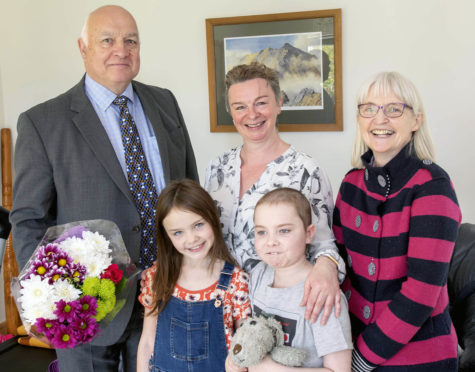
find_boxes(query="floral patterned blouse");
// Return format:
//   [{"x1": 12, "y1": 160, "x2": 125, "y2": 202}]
[
  {"x1": 205, "y1": 145, "x2": 343, "y2": 279},
  {"x1": 139, "y1": 264, "x2": 251, "y2": 349}
]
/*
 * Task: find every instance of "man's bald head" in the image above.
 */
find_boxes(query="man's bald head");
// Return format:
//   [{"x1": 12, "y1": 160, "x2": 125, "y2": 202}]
[{"x1": 77, "y1": 5, "x2": 140, "y2": 95}]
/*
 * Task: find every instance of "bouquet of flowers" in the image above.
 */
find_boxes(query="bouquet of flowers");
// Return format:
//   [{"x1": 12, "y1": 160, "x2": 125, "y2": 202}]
[{"x1": 12, "y1": 220, "x2": 138, "y2": 348}]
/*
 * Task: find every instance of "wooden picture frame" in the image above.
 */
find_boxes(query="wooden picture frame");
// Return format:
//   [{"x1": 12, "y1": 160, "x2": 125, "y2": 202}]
[{"x1": 206, "y1": 9, "x2": 342, "y2": 132}]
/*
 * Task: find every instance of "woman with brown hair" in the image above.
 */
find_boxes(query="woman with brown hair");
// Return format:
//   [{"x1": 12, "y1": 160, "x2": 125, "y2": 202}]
[{"x1": 205, "y1": 62, "x2": 343, "y2": 323}]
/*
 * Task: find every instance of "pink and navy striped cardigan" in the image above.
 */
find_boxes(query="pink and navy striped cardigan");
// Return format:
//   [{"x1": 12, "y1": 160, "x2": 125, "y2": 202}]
[{"x1": 333, "y1": 145, "x2": 461, "y2": 371}]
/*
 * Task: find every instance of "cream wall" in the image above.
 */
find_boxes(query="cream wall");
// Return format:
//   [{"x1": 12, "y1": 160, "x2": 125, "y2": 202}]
[{"x1": 0, "y1": 0, "x2": 474, "y2": 322}]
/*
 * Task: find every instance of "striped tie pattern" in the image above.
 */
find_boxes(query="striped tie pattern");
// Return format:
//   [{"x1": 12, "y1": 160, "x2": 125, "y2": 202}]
[{"x1": 113, "y1": 96, "x2": 158, "y2": 268}]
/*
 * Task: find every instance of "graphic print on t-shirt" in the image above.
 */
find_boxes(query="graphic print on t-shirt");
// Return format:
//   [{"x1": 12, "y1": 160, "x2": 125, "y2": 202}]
[{"x1": 254, "y1": 305, "x2": 297, "y2": 346}]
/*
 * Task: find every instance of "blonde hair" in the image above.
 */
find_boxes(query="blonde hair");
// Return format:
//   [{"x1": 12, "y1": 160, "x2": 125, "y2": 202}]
[{"x1": 351, "y1": 71, "x2": 436, "y2": 168}]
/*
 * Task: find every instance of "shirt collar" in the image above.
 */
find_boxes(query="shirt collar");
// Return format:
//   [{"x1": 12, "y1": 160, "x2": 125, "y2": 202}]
[
  {"x1": 361, "y1": 143, "x2": 420, "y2": 196},
  {"x1": 85, "y1": 74, "x2": 134, "y2": 111}
]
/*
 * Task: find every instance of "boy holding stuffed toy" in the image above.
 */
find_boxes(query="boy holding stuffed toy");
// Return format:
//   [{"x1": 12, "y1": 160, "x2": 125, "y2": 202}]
[{"x1": 226, "y1": 188, "x2": 352, "y2": 372}]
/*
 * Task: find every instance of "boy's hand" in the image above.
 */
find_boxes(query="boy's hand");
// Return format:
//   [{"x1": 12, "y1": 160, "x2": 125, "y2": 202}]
[
  {"x1": 301, "y1": 256, "x2": 341, "y2": 324},
  {"x1": 225, "y1": 354, "x2": 248, "y2": 372}
]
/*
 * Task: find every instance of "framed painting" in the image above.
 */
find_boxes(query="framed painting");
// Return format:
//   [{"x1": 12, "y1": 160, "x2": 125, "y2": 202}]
[{"x1": 206, "y1": 9, "x2": 342, "y2": 132}]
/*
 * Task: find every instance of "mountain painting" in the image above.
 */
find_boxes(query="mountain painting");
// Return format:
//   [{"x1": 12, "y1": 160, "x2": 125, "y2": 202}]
[{"x1": 224, "y1": 32, "x2": 324, "y2": 110}]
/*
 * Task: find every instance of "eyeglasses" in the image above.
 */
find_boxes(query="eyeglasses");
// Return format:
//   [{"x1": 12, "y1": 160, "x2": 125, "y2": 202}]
[{"x1": 357, "y1": 102, "x2": 412, "y2": 118}]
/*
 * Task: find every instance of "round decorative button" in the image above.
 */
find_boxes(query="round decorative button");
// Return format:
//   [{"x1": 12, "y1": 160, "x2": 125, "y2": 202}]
[
  {"x1": 348, "y1": 255, "x2": 353, "y2": 268},
  {"x1": 355, "y1": 215, "x2": 362, "y2": 228},
  {"x1": 423, "y1": 159, "x2": 433, "y2": 165},
  {"x1": 373, "y1": 220, "x2": 379, "y2": 233},
  {"x1": 132, "y1": 225, "x2": 140, "y2": 232},
  {"x1": 368, "y1": 262, "x2": 376, "y2": 276},
  {"x1": 365, "y1": 169, "x2": 369, "y2": 181},
  {"x1": 377, "y1": 175, "x2": 386, "y2": 188},
  {"x1": 214, "y1": 299, "x2": 222, "y2": 308},
  {"x1": 363, "y1": 305, "x2": 371, "y2": 319},
  {"x1": 345, "y1": 290, "x2": 351, "y2": 300}
]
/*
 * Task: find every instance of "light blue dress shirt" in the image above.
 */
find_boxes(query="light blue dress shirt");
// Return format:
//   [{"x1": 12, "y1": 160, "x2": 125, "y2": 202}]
[{"x1": 84, "y1": 74, "x2": 165, "y2": 195}]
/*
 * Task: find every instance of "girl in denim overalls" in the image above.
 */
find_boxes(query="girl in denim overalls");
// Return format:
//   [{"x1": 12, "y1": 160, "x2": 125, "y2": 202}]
[{"x1": 137, "y1": 179, "x2": 251, "y2": 372}]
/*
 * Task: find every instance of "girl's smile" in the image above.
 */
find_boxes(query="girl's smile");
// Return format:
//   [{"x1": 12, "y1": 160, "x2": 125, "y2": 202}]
[{"x1": 162, "y1": 207, "x2": 215, "y2": 264}]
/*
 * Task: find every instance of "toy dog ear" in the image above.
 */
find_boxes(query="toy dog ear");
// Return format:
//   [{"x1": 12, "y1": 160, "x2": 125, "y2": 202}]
[
  {"x1": 272, "y1": 328, "x2": 279, "y2": 346},
  {"x1": 265, "y1": 317, "x2": 285, "y2": 346}
]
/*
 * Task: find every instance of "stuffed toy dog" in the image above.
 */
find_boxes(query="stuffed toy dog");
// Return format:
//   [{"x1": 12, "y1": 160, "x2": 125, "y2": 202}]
[{"x1": 230, "y1": 315, "x2": 307, "y2": 367}]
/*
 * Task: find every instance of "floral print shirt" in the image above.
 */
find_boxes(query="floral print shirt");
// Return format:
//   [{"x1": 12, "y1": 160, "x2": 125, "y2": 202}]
[
  {"x1": 139, "y1": 264, "x2": 251, "y2": 349},
  {"x1": 205, "y1": 146, "x2": 344, "y2": 279}
]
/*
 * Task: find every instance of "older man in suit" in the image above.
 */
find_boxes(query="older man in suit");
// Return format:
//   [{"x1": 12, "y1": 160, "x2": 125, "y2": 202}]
[{"x1": 10, "y1": 5, "x2": 198, "y2": 372}]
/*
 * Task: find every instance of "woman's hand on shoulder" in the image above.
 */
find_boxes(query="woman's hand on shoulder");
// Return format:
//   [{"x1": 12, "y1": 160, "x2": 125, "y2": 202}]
[{"x1": 301, "y1": 256, "x2": 341, "y2": 324}]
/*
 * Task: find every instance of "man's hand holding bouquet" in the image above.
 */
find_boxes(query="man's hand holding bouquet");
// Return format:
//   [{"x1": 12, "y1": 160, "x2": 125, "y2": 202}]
[{"x1": 12, "y1": 220, "x2": 138, "y2": 348}]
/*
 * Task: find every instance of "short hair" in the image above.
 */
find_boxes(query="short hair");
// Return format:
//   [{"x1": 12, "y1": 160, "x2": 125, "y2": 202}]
[
  {"x1": 351, "y1": 71, "x2": 436, "y2": 168},
  {"x1": 255, "y1": 188, "x2": 312, "y2": 228},
  {"x1": 224, "y1": 62, "x2": 281, "y2": 112},
  {"x1": 80, "y1": 14, "x2": 90, "y2": 46}
]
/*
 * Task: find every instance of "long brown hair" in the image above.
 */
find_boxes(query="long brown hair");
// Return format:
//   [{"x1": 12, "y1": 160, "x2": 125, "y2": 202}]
[{"x1": 149, "y1": 178, "x2": 237, "y2": 315}]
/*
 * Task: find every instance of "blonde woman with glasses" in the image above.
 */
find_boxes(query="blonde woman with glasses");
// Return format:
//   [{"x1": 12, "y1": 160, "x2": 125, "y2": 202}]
[{"x1": 333, "y1": 71, "x2": 461, "y2": 371}]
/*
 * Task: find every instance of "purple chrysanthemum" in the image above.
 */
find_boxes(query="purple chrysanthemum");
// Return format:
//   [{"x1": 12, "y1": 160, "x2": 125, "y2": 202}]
[
  {"x1": 26, "y1": 259, "x2": 53, "y2": 279},
  {"x1": 71, "y1": 316, "x2": 99, "y2": 343},
  {"x1": 37, "y1": 243, "x2": 61, "y2": 259},
  {"x1": 68, "y1": 262, "x2": 87, "y2": 284},
  {"x1": 77, "y1": 296, "x2": 97, "y2": 317},
  {"x1": 52, "y1": 250, "x2": 72, "y2": 269},
  {"x1": 52, "y1": 324, "x2": 77, "y2": 348},
  {"x1": 45, "y1": 266, "x2": 67, "y2": 284},
  {"x1": 35, "y1": 318, "x2": 58, "y2": 338},
  {"x1": 54, "y1": 300, "x2": 81, "y2": 323}
]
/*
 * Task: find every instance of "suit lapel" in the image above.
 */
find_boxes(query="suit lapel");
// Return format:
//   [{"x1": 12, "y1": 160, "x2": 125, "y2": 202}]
[
  {"x1": 133, "y1": 83, "x2": 171, "y2": 183},
  {"x1": 69, "y1": 78, "x2": 134, "y2": 205}
]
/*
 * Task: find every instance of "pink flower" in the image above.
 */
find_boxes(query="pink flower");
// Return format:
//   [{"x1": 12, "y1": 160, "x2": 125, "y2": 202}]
[
  {"x1": 54, "y1": 300, "x2": 81, "y2": 323},
  {"x1": 35, "y1": 318, "x2": 59, "y2": 338},
  {"x1": 78, "y1": 296, "x2": 97, "y2": 317},
  {"x1": 100, "y1": 264, "x2": 123, "y2": 285},
  {"x1": 52, "y1": 324, "x2": 77, "y2": 348},
  {"x1": 71, "y1": 316, "x2": 99, "y2": 343}
]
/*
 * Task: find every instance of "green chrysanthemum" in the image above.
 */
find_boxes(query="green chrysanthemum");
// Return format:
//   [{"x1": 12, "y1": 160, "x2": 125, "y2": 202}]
[
  {"x1": 98, "y1": 278, "x2": 116, "y2": 300},
  {"x1": 81, "y1": 277, "x2": 100, "y2": 296},
  {"x1": 95, "y1": 301, "x2": 109, "y2": 322},
  {"x1": 91, "y1": 278, "x2": 117, "y2": 321}
]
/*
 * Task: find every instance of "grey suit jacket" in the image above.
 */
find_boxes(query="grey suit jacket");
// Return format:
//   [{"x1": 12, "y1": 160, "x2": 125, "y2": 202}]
[{"x1": 10, "y1": 76, "x2": 199, "y2": 345}]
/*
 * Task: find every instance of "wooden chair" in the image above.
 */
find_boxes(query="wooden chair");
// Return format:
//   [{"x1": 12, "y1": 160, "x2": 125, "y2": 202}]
[{"x1": 1, "y1": 128, "x2": 21, "y2": 334}]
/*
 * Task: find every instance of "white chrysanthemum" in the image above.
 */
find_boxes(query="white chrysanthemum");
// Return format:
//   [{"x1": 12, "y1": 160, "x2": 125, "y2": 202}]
[
  {"x1": 42, "y1": 300, "x2": 58, "y2": 320},
  {"x1": 51, "y1": 279, "x2": 81, "y2": 303},
  {"x1": 82, "y1": 231, "x2": 111, "y2": 256},
  {"x1": 58, "y1": 231, "x2": 112, "y2": 278},
  {"x1": 20, "y1": 275, "x2": 53, "y2": 307},
  {"x1": 22, "y1": 303, "x2": 54, "y2": 324},
  {"x1": 58, "y1": 236, "x2": 89, "y2": 263},
  {"x1": 82, "y1": 253, "x2": 112, "y2": 277}
]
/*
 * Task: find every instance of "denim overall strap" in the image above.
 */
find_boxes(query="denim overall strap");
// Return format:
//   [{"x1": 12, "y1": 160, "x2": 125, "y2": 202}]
[
  {"x1": 216, "y1": 261, "x2": 234, "y2": 291},
  {"x1": 150, "y1": 262, "x2": 235, "y2": 372}
]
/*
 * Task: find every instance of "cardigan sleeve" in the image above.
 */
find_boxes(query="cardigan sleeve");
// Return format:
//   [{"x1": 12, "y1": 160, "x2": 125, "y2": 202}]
[{"x1": 353, "y1": 176, "x2": 461, "y2": 371}]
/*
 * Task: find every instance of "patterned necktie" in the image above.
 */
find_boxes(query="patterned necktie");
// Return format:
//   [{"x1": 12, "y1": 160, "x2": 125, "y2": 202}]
[{"x1": 113, "y1": 96, "x2": 158, "y2": 268}]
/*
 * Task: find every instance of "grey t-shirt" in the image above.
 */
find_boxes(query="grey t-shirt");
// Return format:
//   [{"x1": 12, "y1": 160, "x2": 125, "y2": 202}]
[{"x1": 249, "y1": 262, "x2": 353, "y2": 368}]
